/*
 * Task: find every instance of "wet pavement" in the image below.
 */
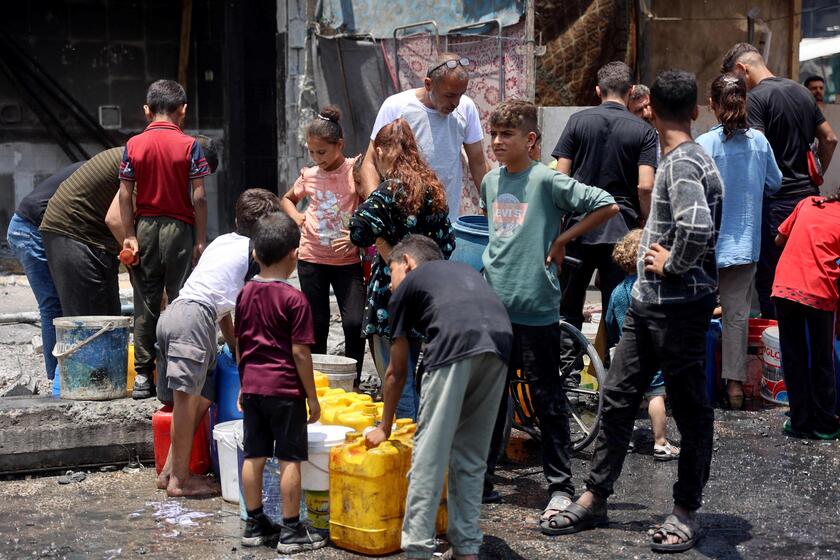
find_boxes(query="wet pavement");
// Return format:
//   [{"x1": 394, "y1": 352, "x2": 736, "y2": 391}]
[{"x1": 1, "y1": 406, "x2": 839, "y2": 560}]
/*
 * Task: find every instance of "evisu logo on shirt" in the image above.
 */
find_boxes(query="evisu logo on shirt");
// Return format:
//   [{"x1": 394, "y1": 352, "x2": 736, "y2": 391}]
[{"x1": 493, "y1": 193, "x2": 528, "y2": 238}]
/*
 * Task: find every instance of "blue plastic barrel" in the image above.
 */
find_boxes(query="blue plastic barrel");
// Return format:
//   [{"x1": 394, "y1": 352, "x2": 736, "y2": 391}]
[
  {"x1": 450, "y1": 215, "x2": 488, "y2": 272},
  {"x1": 215, "y1": 345, "x2": 243, "y2": 424}
]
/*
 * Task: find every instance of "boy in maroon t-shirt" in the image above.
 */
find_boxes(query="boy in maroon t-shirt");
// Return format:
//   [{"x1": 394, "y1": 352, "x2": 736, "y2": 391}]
[
  {"x1": 119, "y1": 79, "x2": 212, "y2": 399},
  {"x1": 234, "y1": 213, "x2": 326, "y2": 554}
]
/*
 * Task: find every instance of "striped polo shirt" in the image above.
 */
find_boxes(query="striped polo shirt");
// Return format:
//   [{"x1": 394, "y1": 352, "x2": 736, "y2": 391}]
[{"x1": 40, "y1": 147, "x2": 124, "y2": 254}]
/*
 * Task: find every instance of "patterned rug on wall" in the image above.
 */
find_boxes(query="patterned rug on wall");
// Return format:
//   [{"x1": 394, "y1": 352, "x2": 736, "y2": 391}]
[{"x1": 381, "y1": 21, "x2": 527, "y2": 216}]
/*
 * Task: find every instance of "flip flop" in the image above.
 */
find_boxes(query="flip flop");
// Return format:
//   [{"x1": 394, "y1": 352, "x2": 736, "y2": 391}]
[
  {"x1": 540, "y1": 501, "x2": 608, "y2": 536},
  {"x1": 813, "y1": 426, "x2": 840, "y2": 440},
  {"x1": 650, "y1": 514, "x2": 701, "y2": 553},
  {"x1": 783, "y1": 418, "x2": 814, "y2": 439},
  {"x1": 538, "y1": 492, "x2": 572, "y2": 528}
]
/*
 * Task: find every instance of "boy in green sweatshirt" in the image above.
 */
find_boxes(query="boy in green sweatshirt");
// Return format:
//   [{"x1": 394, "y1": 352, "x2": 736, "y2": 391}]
[{"x1": 481, "y1": 99, "x2": 618, "y2": 528}]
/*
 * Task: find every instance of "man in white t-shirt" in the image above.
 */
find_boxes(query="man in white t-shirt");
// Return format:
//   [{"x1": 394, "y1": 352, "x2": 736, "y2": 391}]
[
  {"x1": 155, "y1": 188, "x2": 281, "y2": 498},
  {"x1": 361, "y1": 52, "x2": 488, "y2": 220}
]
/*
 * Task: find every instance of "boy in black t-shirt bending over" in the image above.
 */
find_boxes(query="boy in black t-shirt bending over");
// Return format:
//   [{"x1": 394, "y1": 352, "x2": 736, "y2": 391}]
[
  {"x1": 365, "y1": 235, "x2": 513, "y2": 560},
  {"x1": 234, "y1": 213, "x2": 325, "y2": 554}
]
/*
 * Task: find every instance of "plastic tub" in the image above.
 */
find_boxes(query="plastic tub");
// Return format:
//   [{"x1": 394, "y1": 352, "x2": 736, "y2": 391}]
[
  {"x1": 213, "y1": 419, "x2": 242, "y2": 503},
  {"x1": 52, "y1": 316, "x2": 131, "y2": 400},
  {"x1": 450, "y1": 215, "x2": 488, "y2": 272},
  {"x1": 302, "y1": 423, "x2": 352, "y2": 492},
  {"x1": 312, "y1": 354, "x2": 357, "y2": 392},
  {"x1": 760, "y1": 326, "x2": 787, "y2": 404}
]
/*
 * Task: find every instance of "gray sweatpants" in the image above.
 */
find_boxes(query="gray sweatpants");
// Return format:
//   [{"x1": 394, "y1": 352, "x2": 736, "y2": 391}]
[
  {"x1": 402, "y1": 352, "x2": 507, "y2": 559},
  {"x1": 719, "y1": 263, "x2": 756, "y2": 382}
]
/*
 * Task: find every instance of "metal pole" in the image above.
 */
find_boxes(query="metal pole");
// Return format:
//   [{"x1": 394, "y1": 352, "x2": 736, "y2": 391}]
[{"x1": 526, "y1": 0, "x2": 535, "y2": 102}]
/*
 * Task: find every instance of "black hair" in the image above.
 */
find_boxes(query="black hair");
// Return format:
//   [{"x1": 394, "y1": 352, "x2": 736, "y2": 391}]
[
  {"x1": 710, "y1": 74, "x2": 748, "y2": 137},
  {"x1": 146, "y1": 79, "x2": 187, "y2": 115},
  {"x1": 813, "y1": 189, "x2": 840, "y2": 207},
  {"x1": 306, "y1": 105, "x2": 343, "y2": 144},
  {"x1": 720, "y1": 42, "x2": 760, "y2": 73},
  {"x1": 804, "y1": 75, "x2": 825, "y2": 87},
  {"x1": 650, "y1": 69, "x2": 697, "y2": 122},
  {"x1": 597, "y1": 61, "x2": 633, "y2": 97},
  {"x1": 195, "y1": 135, "x2": 220, "y2": 173},
  {"x1": 489, "y1": 98, "x2": 539, "y2": 134},
  {"x1": 389, "y1": 235, "x2": 444, "y2": 266},
  {"x1": 235, "y1": 188, "x2": 281, "y2": 237},
  {"x1": 252, "y1": 212, "x2": 300, "y2": 266}
]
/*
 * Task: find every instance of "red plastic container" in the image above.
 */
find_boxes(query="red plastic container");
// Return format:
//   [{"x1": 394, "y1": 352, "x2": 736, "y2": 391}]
[{"x1": 152, "y1": 405, "x2": 211, "y2": 475}]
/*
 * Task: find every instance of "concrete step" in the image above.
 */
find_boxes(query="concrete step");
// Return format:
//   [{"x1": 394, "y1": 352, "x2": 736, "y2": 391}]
[{"x1": 0, "y1": 395, "x2": 158, "y2": 475}]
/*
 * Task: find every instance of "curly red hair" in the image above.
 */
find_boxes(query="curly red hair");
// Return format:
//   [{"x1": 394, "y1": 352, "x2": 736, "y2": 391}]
[{"x1": 373, "y1": 118, "x2": 448, "y2": 216}]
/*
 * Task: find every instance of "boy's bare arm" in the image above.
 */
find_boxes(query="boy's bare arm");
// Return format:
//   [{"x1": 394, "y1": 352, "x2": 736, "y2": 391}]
[
  {"x1": 119, "y1": 180, "x2": 137, "y2": 252},
  {"x1": 191, "y1": 178, "x2": 207, "y2": 264},
  {"x1": 292, "y1": 343, "x2": 320, "y2": 423},
  {"x1": 219, "y1": 314, "x2": 235, "y2": 355},
  {"x1": 555, "y1": 158, "x2": 572, "y2": 175},
  {"x1": 546, "y1": 203, "x2": 619, "y2": 267},
  {"x1": 366, "y1": 337, "x2": 409, "y2": 448}
]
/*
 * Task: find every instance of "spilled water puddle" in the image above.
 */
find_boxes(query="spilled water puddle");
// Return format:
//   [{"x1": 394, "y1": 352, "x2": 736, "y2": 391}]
[{"x1": 130, "y1": 500, "x2": 214, "y2": 538}]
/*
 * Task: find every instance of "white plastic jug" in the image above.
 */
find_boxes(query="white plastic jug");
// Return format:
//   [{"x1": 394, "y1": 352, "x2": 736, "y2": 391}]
[{"x1": 213, "y1": 420, "x2": 242, "y2": 503}]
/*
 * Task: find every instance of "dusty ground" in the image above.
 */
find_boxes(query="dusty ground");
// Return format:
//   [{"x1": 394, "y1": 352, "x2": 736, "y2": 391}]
[
  {"x1": 1, "y1": 408, "x2": 839, "y2": 559},
  {"x1": 2, "y1": 275, "x2": 840, "y2": 559}
]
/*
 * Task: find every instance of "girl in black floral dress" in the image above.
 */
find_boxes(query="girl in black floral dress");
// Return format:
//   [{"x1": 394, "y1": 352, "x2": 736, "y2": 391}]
[{"x1": 349, "y1": 118, "x2": 455, "y2": 420}]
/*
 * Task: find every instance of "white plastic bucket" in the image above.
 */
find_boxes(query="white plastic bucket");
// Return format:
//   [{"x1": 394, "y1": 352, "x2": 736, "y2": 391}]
[
  {"x1": 301, "y1": 423, "x2": 352, "y2": 491},
  {"x1": 213, "y1": 420, "x2": 242, "y2": 503},
  {"x1": 761, "y1": 326, "x2": 788, "y2": 404},
  {"x1": 312, "y1": 354, "x2": 357, "y2": 393}
]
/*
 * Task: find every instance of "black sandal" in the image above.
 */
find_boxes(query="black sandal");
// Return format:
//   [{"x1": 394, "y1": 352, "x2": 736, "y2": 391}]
[
  {"x1": 651, "y1": 514, "x2": 701, "y2": 553},
  {"x1": 540, "y1": 502, "x2": 608, "y2": 536}
]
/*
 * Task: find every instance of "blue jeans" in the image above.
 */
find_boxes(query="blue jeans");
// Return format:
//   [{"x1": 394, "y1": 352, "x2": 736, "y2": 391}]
[
  {"x1": 6, "y1": 214, "x2": 62, "y2": 379},
  {"x1": 372, "y1": 335, "x2": 420, "y2": 421}
]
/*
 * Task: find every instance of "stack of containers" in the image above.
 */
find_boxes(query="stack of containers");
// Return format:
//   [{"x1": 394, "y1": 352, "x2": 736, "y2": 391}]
[{"x1": 329, "y1": 420, "x2": 448, "y2": 555}]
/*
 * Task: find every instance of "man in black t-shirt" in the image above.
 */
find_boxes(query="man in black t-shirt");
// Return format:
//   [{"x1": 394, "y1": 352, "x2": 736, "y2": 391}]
[
  {"x1": 721, "y1": 43, "x2": 838, "y2": 318},
  {"x1": 552, "y1": 61, "x2": 657, "y2": 346},
  {"x1": 365, "y1": 235, "x2": 512, "y2": 560}
]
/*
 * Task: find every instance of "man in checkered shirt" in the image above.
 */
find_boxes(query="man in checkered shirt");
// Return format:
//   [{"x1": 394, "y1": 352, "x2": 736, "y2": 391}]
[{"x1": 546, "y1": 70, "x2": 722, "y2": 555}]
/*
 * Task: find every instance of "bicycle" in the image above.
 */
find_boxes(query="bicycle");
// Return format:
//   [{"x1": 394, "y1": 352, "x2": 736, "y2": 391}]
[{"x1": 507, "y1": 319, "x2": 607, "y2": 453}]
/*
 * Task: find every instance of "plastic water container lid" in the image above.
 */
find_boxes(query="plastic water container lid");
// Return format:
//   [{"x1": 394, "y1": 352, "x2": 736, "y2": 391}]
[
  {"x1": 307, "y1": 423, "x2": 353, "y2": 450},
  {"x1": 213, "y1": 419, "x2": 242, "y2": 445},
  {"x1": 761, "y1": 326, "x2": 780, "y2": 347},
  {"x1": 452, "y1": 214, "x2": 488, "y2": 235}
]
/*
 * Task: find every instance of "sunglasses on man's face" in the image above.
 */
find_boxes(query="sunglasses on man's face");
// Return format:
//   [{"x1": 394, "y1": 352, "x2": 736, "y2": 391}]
[{"x1": 427, "y1": 57, "x2": 471, "y2": 77}]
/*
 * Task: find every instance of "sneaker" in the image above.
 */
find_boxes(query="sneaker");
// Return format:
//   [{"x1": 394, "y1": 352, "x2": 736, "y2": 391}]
[
  {"x1": 241, "y1": 513, "x2": 282, "y2": 547},
  {"x1": 276, "y1": 521, "x2": 327, "y2": 554},
  {"x1": 131, "y1": 374, "x2": 155, "y2": 400}
]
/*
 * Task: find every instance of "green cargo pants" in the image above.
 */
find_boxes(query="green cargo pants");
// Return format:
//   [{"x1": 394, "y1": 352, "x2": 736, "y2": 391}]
[{"x1": 131, "y1": 216, "x2": 194, "y2": 377}]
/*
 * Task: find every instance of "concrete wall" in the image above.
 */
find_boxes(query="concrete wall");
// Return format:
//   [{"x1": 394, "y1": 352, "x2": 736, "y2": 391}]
[
  {"x1": 641, "y1": 0, "x2": 797, "y2": 97},
  {"x1": 539, "y1": 105, "x2": 840, "y2": 195}
]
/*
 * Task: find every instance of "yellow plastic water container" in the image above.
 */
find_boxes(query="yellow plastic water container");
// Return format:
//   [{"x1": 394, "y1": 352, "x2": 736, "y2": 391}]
[
  {"x1": 329, "y1": 439, "x2": 408, "y2": 555},
  {"x1": 335, "y1": 403, "x2": 379, "y2": 432},
  {"x1": 314, "y1": 371, "x2": 329, "y2": 388},
  {"x1": 387, "y1": 420, "x2": 447, "y2": 535}
]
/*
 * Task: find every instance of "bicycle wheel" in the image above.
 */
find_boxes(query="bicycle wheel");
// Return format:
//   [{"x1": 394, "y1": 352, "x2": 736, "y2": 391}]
[{"x1": 559, "y1": 321, "x2": 606, "y2": 452}]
